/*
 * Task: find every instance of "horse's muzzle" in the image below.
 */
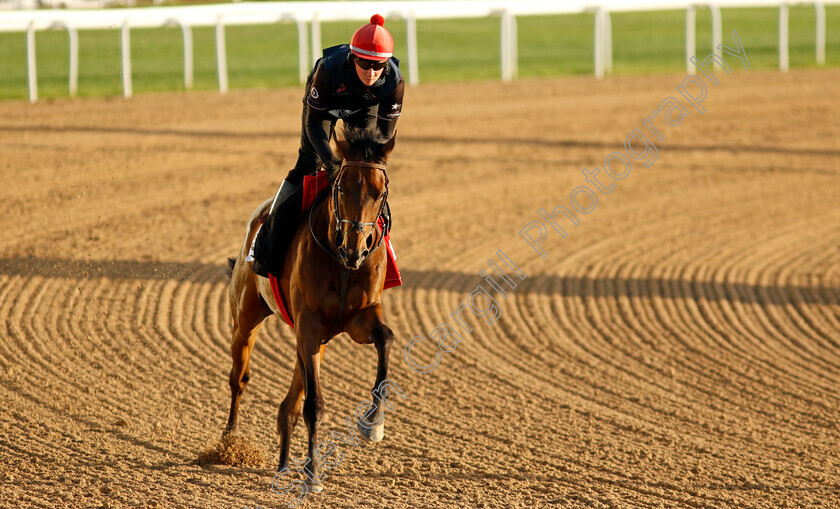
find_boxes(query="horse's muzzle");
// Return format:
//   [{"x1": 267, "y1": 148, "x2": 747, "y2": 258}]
[{"x1": 338, "y1": 246, "x2": 363, "y2": 270}]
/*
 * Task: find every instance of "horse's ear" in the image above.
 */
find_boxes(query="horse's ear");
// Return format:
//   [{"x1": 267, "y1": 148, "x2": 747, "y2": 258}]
[{"x1": 382, "y1": 131, "x2": 397, "y2": 159}]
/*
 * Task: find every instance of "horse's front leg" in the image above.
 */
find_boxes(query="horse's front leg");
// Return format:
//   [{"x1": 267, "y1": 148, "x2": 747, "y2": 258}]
[
  {"x1": 298, "y1": 321, "x2": 328, "y2": 493},
  {"x1": 277, "y1": 356, "x2": 304, "y2": 472},
  {"x1": 346, "y1": 305, "x2": 395, "y2": 441}
]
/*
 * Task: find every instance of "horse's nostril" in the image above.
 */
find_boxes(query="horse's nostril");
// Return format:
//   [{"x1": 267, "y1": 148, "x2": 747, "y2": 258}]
[{"x1": 366, "y1": 234, "x2": 374, "y2": 248}]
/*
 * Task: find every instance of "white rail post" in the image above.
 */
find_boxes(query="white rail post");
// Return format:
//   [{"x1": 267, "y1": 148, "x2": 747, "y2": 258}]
[
  {"x1": 710, "y1": 4, "x2": 722, "y2": 70},
  {"x1": 686, "y1": 5, "x2": 721, "y2": 71},
  {"x1": 510, "y1": 10, "x2": 518, "y2": 79},
  {"x1": 603, "y1": 10, "x2": 612, "y2": 74},
  {"x1": 406, "y1": 10, "x2": 419, "y2": 86},
  {"x1": 815, "y1": 2, "x2": 825, "y2": 66},
  {"x1": 216, "y1": 15, "x2": 228, "y2": 93},
  {"x1": 50, "y1": 23, "x2": 79, "y2": 97},
  {"x1": 686, "y1": 6, "x2": 696, "y2": 73},
  {"x1": 500, "y1": 9, "x2": 512, "y2": 82},
  {"x1": 26, "y1": 21, "x2": 37, "y2": 103},
  {"x1": 594, "y1": 8, "x2": 605, "y2": 79},
  {"x1": 181, "y1": 22, "x2": 193, "y2": 90},
  {"x1": 165, "y1": 19, "x2": 193, "y2": 90},
  {"x1": 121, "y1": 20, "x2": 132, "y2": 98},
  {"x1": 295, "y1": 18, "x2": 309, "y2": 84},
  {"x1": 779, "y1": 3, "x2": 789, "y2": 72},
  {"x1": 311, "y1": 12, "x2": 321, "y2": 65},
  {"x1": 68, "y1": 26, "x2": 78, "y2": 97}
]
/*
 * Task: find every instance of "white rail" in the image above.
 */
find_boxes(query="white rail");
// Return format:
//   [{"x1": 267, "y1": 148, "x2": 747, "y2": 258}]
[{"x1": 2, "y1": 0, "x2": 836, "y2": 102}]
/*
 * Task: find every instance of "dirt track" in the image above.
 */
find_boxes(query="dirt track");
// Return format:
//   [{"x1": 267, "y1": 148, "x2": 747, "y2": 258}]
[{"x1": 1, "y1": 67, "x2": 839, "y2": 508}]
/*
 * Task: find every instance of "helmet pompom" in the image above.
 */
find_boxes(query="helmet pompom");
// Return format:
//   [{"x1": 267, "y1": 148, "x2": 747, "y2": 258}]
[
  {"x1": 370, "y1": 14, "x2": 385, "y2": 26},
  {"x1": 350, "y1": 13, "x2": 394, "y2": 61}
]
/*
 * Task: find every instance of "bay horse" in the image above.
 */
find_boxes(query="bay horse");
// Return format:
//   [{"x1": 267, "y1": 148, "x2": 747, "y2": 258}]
[{"x1": 223, "y1": 128, "x2": 396, "y2": 492}]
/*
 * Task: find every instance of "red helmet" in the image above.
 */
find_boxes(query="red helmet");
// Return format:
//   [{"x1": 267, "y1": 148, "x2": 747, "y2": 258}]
[{"x1": 350, "y1": 14, "x2": 394, "y2": 62}]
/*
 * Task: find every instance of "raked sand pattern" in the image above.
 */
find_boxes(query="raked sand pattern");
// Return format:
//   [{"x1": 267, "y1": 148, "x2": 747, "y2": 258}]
[{"x1": 1, "y1": 68, "x2": 839, "y2": 508}]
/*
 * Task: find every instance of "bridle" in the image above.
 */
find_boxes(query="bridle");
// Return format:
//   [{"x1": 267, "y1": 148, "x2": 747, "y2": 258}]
[
  {"x1": 332, "y1": 161, "x2": 390, "y2": 254},
  {"x1": 309, "y1": 160, "x2": 391, "y2": 270}
]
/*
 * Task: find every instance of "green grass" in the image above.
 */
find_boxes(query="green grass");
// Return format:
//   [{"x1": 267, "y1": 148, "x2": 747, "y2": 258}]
[{"x1": 1, "y1": 6, "x2": 838, "y2": 100}]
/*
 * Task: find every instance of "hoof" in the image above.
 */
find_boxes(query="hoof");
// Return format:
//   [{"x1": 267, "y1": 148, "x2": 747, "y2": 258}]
[
  {"x1": 306, "y1": 481, "x2": 324, "y2": 494},
  {"x1": 358, "y1": 420, "x2": 385, "y2": 442}
]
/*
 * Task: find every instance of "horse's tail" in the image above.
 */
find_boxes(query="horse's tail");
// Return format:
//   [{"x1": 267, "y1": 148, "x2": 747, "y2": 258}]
[{"x1": 225, "y1": 257, "x2": 236, "y2": 278}]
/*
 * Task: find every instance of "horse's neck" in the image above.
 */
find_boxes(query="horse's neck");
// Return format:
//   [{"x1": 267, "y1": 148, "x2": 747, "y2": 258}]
[{"x1": 309, "y1": 191, "x2": 336, "y2": 253}]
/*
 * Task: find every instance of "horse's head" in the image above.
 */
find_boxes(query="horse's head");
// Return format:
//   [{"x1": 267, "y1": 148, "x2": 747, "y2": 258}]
[{"x1": 329, "y1": 128, "x2": 396, "y2": 270}]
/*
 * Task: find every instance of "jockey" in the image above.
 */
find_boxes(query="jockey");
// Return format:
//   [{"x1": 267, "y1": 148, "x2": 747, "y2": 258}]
[
  {"x1": 253, "y1": 14, "x2": 403, "y2": 277},
  {"x1": 270, "y1": 13, "x2": 404, "y2": 214}
]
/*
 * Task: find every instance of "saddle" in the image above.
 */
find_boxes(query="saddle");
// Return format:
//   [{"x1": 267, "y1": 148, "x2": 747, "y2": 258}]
[
  {"x1": 252, "y1": 172, "x2": 401, "y2": 328},
  {"x1": 252, "y1": 184, "x2": 306, "y2": 279}
]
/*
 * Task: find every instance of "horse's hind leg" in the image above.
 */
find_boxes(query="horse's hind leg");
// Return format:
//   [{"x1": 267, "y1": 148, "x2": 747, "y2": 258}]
[
  {"x1": 225, "y1": 322, "x2": 260, "y2": 435},
  {"x1": 346, "y1": 306, "x2": 395, "y2": 442},
  {"x1": 225, "y1": 273, "x2": 271, "y2": 435}
]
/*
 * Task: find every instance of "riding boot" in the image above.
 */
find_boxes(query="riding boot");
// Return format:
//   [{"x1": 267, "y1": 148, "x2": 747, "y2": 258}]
[
  {"x1": 269, "y1": 179, "x2": 298, "y2": 216},
  {"x1": 253, "y1": 179, "x2": 299, "y2": 277}
]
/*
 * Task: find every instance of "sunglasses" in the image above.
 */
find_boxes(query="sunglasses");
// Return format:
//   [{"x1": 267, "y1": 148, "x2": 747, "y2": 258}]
[{"x1": 354, "y1": 57, "x2": 387, "y2": 71}]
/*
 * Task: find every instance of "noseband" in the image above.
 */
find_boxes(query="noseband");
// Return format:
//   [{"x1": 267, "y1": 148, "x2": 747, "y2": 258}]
[{"x1": 309, "y1": 160, "x2": 391, "y2": 269}]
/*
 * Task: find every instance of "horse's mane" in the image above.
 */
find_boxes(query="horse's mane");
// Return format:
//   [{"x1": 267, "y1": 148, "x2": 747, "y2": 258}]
[{"x1": 341, "y1": 127, "x2": 389, "y2": 164}]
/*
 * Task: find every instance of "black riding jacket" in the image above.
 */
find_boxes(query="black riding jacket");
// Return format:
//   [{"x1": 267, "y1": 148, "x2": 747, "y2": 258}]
[{"x1": 304, "y1": 44, "x2": 404, "y2": 168}]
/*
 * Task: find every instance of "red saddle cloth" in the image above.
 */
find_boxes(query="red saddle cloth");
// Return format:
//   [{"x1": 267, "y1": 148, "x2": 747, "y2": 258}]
[{"x1": 268, "y1": 172, "x2": 402, "y2": 328}]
